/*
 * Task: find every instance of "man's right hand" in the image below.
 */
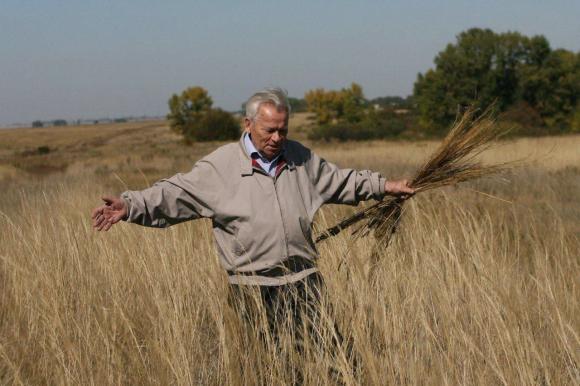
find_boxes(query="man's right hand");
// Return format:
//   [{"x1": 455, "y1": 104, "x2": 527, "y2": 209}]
[
  {"x1": 91, "y1": 196, "x2": 128, "y2": 231},
  {"x1": 384, "y1": 179, "x2": 415, "y2": 200}
]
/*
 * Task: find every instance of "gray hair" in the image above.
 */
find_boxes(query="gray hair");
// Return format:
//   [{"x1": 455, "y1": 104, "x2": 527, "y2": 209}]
[{"x1": 245, "y1": 87, "x2": 291, "y2": 121}]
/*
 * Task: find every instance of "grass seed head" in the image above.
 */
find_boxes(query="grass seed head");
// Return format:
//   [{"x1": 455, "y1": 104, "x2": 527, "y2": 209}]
[{"x1": 316, "y1": 105, "x2": 515, "y2": 245}]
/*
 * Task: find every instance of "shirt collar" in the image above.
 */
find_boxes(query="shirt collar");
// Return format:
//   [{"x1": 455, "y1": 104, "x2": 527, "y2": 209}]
[
  {"x1": 239, "y1": 133, "x2": 294, "y2": 177},
  {"x1": 243, "y1": 132, "x2": 283, "y2": 163}
]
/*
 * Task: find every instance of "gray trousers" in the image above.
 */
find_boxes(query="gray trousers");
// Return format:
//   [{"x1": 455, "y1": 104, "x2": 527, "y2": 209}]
[{"x1": 228, "y1": 272, "x2": 344, "y2": 351}]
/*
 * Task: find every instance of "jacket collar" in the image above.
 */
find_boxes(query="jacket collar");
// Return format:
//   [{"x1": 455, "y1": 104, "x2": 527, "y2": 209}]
[{"x1": 239, "y1": 134, "x2": 253, "y2": 176}]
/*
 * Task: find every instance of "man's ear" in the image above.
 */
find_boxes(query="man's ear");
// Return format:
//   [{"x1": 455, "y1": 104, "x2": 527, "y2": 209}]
[{"x1": 243, "y1": 118, "x2": 252, "y2": 133}]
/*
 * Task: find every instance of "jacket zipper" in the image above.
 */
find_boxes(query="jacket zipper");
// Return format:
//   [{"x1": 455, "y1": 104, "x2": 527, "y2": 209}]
[
  {"x1": 272, "y1": 174, "x2": 290, "y2": 259},
  {"x1": 253, "y1": 165, "x2": 290, "y2": 259}
]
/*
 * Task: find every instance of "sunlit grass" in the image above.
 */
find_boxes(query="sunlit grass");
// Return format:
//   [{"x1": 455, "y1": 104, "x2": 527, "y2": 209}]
[{"x1": 0, "y1": 123, "x2": 578, "y2": 384}]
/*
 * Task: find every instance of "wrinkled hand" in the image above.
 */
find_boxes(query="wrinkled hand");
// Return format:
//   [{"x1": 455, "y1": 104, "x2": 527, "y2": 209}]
[
  {"x1": 384, "y1": 179, "x2": 415, "y2": 200},
  {"x1": 91, "y1": 196, "x2": 128, "y2": 231}
]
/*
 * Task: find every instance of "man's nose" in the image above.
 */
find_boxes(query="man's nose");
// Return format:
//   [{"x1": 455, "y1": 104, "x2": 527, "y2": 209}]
[{"x1": 271, "y1": 131, "x2": 281, "y2": 142}]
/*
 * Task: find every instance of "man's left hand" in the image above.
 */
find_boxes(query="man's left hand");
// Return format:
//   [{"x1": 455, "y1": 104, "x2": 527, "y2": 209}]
[{"x1": 385, "y1": 179, "x2": 415, "y2": 200}]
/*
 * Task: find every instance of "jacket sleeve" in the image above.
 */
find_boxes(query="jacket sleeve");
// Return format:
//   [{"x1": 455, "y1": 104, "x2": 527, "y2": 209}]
[
  {"x1": 306, "y1": 150, "x2": 387, "y2": 206},
  {"x1": 120, "y1": 159, "x2": 218, "y2": 227}
]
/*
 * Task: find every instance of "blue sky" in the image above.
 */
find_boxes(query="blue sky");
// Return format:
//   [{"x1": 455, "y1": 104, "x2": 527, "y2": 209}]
[{"x1": 1, "y1": 0, "x2": 579, "y2": 125}]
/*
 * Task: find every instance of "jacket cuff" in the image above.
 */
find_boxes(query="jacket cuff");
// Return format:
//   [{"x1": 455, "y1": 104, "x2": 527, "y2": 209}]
[
  {"x1": 378, "y1": 176, "x2": 387, "y2": 197},
  {"x1": 120, "y1": 191, "x2": 132, "y2": 221}
]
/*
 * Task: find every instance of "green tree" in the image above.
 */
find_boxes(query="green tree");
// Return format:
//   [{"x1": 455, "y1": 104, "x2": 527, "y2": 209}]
[
  {"x1": 415, "y1": 28, "x2": 507, "y2": 132},
  {"x1": 167, "y1": 86, "x2": 239, "y2": 142},
  {"x1": 304, "y1": 88, "x2": 335, "y2": 124},
  {"x1": 304, "y1": 83, "x2": 366, "y2": 124},
  {"x1": 520, "y1": 49, "x2": 580, "y2": 128},
  {"x1": 413, "y1": 28, "x2": 578, "y2": 134},
  {"x1": 167, "y1": 86, "x2": 213, "y2": 136},
  {"x1": 339, "y1": 83, "x2": 366, "y2": 123}
]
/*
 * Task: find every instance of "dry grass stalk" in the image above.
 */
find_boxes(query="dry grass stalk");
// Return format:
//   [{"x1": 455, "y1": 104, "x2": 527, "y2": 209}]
[{"x1": 315, "y1": 106, "x2": 512, "y2": 245}]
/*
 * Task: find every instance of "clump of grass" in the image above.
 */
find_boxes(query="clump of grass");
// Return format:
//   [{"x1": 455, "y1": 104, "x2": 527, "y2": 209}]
[{"x1": 316, "y1": 106, "x2": 513, "y2": 245}]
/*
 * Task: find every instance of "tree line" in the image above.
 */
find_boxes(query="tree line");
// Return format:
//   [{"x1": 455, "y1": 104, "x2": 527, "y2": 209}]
[
  {"x1": 414, "y1": 28, "x2": 579, "y2": 135},
  {"x1": 168, "y1": 28, "x2": 578, "y2": 142}
]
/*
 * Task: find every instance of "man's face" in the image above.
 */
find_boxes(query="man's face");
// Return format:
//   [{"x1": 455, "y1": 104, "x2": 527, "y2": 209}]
[{"x1": 244, "y1": 103, "x2": 288, "y2": 160}]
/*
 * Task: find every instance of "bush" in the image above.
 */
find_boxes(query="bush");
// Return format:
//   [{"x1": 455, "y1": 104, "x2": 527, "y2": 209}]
[
  {"x1": 37, "y1": 146, "x2": 50, "y2": 155},
  {"x1": 182, "y1": 108, "x2": 240, "y2": 143},
  {"x1": 308, "y1": 123, "x2": 371, "y2": 141},
  {"x1": 52, "y1": 119, "x2": 67, "y2": 127},
  {"x1": 498, "y1": 101, "x2": 544, "y2": 134},
  {"x1": 308, "y1": 109, "x2": 411, "y2": 141},
  {"x1": 497, "y1": 101, "x2": 580, "y2": 136},
  {"x1": 367, "y1": 110, "x2": 408, "y2": 138}
]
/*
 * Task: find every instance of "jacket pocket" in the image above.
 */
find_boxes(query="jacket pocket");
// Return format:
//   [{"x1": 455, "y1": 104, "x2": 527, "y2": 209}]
[
  {"x1": 299, "y1": 216, "x2": 317, "y2": 253},
  {"x1": 231, "y1": 224, "x2": 250, "y2": 257}
]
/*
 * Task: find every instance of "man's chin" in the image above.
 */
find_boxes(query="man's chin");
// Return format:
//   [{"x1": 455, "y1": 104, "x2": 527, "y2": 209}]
[{"x1": 266, "y1": 148, "x2": 280, "y2": 158}]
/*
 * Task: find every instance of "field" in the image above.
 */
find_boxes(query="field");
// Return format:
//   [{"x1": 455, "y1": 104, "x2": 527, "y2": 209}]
[{"x1": 0, "y1": 116, "x2": 578, "y2": 385}]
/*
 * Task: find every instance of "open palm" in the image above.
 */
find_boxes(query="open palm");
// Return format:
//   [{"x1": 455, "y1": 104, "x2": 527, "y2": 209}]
[{"x1": 91, "y1": 196, "x2": 128, "y2": 231}]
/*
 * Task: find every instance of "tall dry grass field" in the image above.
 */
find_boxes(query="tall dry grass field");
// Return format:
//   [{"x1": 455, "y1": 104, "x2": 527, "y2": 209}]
[{"x1": 0, "y1": 120, "x2": 578, "y2": 385}]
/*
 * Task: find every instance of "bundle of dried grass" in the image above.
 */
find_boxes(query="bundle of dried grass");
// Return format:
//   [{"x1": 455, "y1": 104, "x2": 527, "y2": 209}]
[{"x1": 315, "y1": 106, "x2": 512, "y2": 246}]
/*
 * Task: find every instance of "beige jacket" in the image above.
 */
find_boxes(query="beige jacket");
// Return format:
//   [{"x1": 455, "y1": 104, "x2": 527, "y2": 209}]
[{"x1": 121, "y1": 136, "x2": 387, "y2": 285}]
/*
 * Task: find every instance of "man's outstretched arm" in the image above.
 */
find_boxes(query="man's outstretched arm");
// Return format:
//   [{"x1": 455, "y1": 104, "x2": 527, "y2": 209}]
[
  {"x1": 91, "y1": 195, "x2": 128, "y2": 232},
  {"x1": 91, "y1": 159, "x2": 218, "y2": 231},
  {"x1": 305, "y1": 148, "x2": 414, "y2": 205}
]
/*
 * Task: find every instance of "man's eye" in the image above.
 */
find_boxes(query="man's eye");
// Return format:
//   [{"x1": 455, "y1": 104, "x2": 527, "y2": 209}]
[{"x1": 266, "y1": 128, "x2": 286, "y2": 135}]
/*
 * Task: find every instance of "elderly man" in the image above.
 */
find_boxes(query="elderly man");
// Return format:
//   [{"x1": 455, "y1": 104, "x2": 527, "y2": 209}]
[{"x1": 92, "y1": 87, "x2": 414, "y2": 351}]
